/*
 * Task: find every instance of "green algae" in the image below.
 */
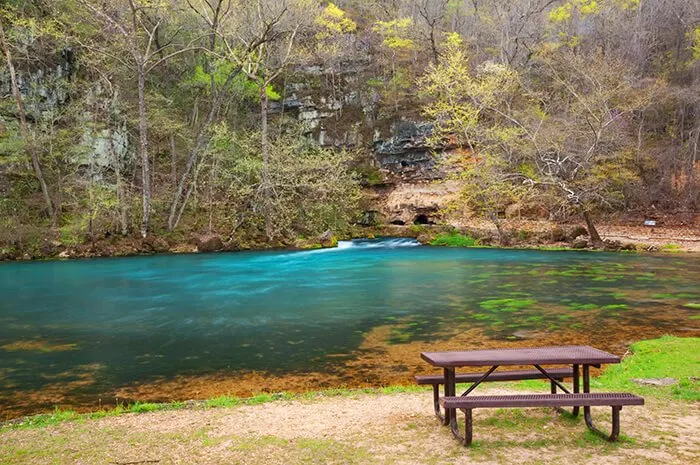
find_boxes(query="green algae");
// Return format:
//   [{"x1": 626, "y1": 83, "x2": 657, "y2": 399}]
[
  {"x1": 479, "y1": 298, "x2": 537, "y2": 312},
  {"x1": 568, "y1": 303, "x2": 598, "y2": 310},
  {"x1": 602, "y1": 304, "x2": 629, "y2": 310}
]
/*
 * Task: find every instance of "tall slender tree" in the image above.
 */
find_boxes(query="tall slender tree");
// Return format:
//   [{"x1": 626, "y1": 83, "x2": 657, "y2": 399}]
[
  {"x1": 0, "y1": 15, "x2": 56, "y2": 225},
  {"x1": 76, "y1": 0, "x2": 197, "y2": 237}
]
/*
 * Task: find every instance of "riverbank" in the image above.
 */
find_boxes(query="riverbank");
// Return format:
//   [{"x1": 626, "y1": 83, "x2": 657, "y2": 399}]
[
  {"x1": 1, "y1": 337, "x2": 697, "y2": 464},
  {"x1": 1, "y1": 220, "x2": 699, "y2": 262}
]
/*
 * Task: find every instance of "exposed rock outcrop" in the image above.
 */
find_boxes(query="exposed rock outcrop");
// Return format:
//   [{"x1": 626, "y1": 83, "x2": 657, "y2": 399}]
[
  {"x1": 195, "y1": 234, "x2": 223, "y2": 253},
  {"x1": 378, "y1": 181, "x2": 461, "y2": 226}
]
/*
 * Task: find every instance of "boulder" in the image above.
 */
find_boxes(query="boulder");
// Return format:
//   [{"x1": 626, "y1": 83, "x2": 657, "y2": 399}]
[
  {"x1": 604, "y1": 239, "x2": 623, "y2": 251},
  {"x1": 571, "y1": 235, "x2": 589, "y2": 249},
  {"x1": 142, "y1": 236, "x2": 169, "y2": 253},
  {"x1": 39, "y1": 240, "x2": 60, "y2": 257},
  {"x1": 318, "y1": 230, "x2": 336, "y2": 248},
  {"x1": 550, "y1": 227, "x2": 567, "y2": 242},
  {"x1": 568, "y1": 226, "x2": 588, "y2": 241},
  {"x1": 196, "y1": 234, "x2": 223, "y2": 253},
  {"x1": 631, "y1": 378, "x2": 677, "y2": 387}
]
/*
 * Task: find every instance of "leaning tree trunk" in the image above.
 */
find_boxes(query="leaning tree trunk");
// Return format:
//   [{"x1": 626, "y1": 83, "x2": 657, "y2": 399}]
[
  {"x1": 137, "y1": 66, "x2": 151, "y2": 238},
  {"x1": 582, "y1": 210, "x2": 604, "y2": 248},
  {"x1": 260, "y1": 85, "x2": 274, "y2": 240},
  {"x1": 0, "y1": 21, "x2": 56, "y2": 226}
]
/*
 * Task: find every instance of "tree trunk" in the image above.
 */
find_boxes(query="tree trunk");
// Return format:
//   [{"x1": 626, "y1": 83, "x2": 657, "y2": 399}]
[
  {"x1": 170, "y1": 133, "x2": 177, "y2": 190},
  {"x1": 137, "y1": 67, "x2": 151, "y2": 238},
  {"x1": 582, "y1": 210, "x2": 604, "y2": 248},
  {"x1": 260, "y1": 85, "x2": 273, "y2": 240},
  {"x1": 167, "y1": 69, "x2": 237, "y2": 232},
  {"x1": 108, "y1": 122, "x2": 128, "y2": 236},
  {"x1": 0, "y1": 21, "x2": 56, "y2": 226}
]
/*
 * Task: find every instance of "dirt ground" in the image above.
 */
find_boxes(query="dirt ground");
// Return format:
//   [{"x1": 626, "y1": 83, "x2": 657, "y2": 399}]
[
  {"x1": 1, "y1": 387, "x2": 698, "y2": 465},
  {"x1": 599, "y1": 225, "x2": 700, "y2": 252}
]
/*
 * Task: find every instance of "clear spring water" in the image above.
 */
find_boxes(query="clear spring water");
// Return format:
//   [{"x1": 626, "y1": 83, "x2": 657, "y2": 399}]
[{"x1": 0, "y1": 239, "x2": 698, "y2": 418}]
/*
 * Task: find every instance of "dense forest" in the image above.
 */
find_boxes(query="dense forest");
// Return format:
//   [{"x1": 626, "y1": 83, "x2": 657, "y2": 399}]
[{"x1": 1, "y1": 0, "x2": 699, "y2": 257}]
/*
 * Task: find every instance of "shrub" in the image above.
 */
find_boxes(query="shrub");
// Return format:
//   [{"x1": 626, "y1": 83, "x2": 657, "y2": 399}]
[{"x1": 430, "y1": 232, "x2": 479, "y2": 247}]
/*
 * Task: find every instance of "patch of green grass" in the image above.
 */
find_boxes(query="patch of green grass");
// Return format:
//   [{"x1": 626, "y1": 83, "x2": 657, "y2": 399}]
[
  {"x1": 575, "y1": 430, "x2": 636, "y2": 447},
  {"x1": 129, "y1": 401, "x2": 179, "y2": 413},
  {"x1": 682, "y1": 302, "x2": 700, "y2": 309},
  {"x1": 659, "y1": 243, "x2": 682, "y2": 253},
  {"x1": 430, "y1": 232, "x2": 479, "y2": 247},
  {"x1": 203, "y1": 395, "x2": 242, "y2": 408},
  {"x1": 481, "y1": 408, "x2": 549, "y2": 428},
  {"x1": 593, "y1": 336, "x2": 700, "y2": 401},
  {"x1": 512, "y1": 336, "x2": 699, "y2": 401}
]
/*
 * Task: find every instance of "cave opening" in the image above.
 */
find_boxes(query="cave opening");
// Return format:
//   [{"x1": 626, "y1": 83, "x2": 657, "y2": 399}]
[{"x1": 413, "y1": 214, "x2": 433, "y2": 225}]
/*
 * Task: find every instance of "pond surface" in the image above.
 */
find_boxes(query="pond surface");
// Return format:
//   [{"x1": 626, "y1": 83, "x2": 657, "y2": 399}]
[{"x1": 1, "y1": 239, "x2": 698, "y2": 418}]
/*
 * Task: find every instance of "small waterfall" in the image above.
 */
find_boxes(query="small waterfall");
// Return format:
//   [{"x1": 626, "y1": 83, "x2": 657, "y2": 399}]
[{"x1": 336, "y1": 238, "x2": 421, "y2": 250}]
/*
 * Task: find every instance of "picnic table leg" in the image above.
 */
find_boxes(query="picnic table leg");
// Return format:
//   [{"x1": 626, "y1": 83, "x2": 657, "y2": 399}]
[
  {"x1": 572, "y1": 364, "x2": 580, "y2": 417},
  {"x1": 583, "y1": 364, "x2": 591, "y2": 425},
  {"x1": 581, "y1": 364, "x2": 620, "y2": 441},
  {"x1": 432, "y1": 384, "x2": 444, "y2": 423},
  {"x1": 443, "y1": 367, "x2": 455, "y2": 426}
]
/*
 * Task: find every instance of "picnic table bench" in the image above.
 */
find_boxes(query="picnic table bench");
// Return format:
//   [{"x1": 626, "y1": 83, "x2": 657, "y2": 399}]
[{"x1": 419, "y1": 346, "x2": 644, "y2": 446}]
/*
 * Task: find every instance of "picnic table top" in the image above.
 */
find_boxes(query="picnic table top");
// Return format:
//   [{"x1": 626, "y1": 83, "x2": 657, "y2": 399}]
[{"x1": 420, "y1": 345, "x2": 620, "y2": 368}]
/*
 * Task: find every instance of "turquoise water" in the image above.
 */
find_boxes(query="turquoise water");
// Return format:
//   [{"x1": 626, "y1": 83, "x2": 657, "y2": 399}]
[{"x1": 0, "y1": 239, "x2": 698, "y2": 418}]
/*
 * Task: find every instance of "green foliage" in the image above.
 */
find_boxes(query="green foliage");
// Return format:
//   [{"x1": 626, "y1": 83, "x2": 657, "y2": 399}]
[
  {"x1": 690, "y1": 27, "x2": 700, "y2": 62},
  {"x1": 1, "y1": 0, "x2": 699, "y2": 255},
  {"x1": 419, "y1": 33, "x2": 532, "y2": 236},
  {"x1": 183, "y1": 63, "x2": 280, "y2": 101},
  {"x1": 430, "y1": 232, "x2": 479, "y2": 247},
  {"x1": 373, "y1": 18, "x2": 415, "y2": 51},
  {"x1": 659, "y1": 243, "x2": 682, "y2": 252},
  {"x1": 548, "y1": 3, "x2": 573, "y2": 23},
  {"x1": 204, "y1": 124, "x2": 361, "y2": 240},
  {"x1": 316, "y1": 3, "x2": 356, "y2": 37},
  {"x1": 354, "y1": 165, "x2": 384, "y2": 186}
]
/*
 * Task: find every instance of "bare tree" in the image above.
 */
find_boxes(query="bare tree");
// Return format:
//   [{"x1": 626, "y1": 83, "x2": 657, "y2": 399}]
[
  {"x1": 218, "y1": 0, "x2": 317, "y2": 239},
  {"x1": 0, "y1": 18, "x2": 56, "y2": 225},
  {"x1": 77, "y1": 0, "x2": 198, "y2": 237},
  {"x1": 167, "y1": 0, "x2": 238, "y2": 231}
]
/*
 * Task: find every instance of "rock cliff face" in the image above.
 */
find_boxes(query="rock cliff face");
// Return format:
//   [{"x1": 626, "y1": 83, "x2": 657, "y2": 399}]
[{"x1": 279, "y1": 63, "x2": 455, "y2": 227}]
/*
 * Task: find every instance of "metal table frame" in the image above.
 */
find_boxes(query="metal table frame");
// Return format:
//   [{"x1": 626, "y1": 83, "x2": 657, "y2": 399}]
[{"x1": 421, "y1": 346, "x2": 621, "y2": 440}]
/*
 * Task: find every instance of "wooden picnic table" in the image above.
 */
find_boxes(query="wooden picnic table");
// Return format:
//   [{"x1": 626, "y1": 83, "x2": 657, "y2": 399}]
[{"x1": 420, "y1": 345, "x2": 643, "y2": 445}]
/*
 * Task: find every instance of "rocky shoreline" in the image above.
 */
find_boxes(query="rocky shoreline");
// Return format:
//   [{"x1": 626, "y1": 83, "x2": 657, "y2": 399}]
[{"x1": 1, "y1": 222, "x2": 699, "y2": 262}]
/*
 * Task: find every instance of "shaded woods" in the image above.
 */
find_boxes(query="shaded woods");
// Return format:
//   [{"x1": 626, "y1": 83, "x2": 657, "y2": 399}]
[{"x1": 1, "y1": 0, "x2": 699, "y2": 255}]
